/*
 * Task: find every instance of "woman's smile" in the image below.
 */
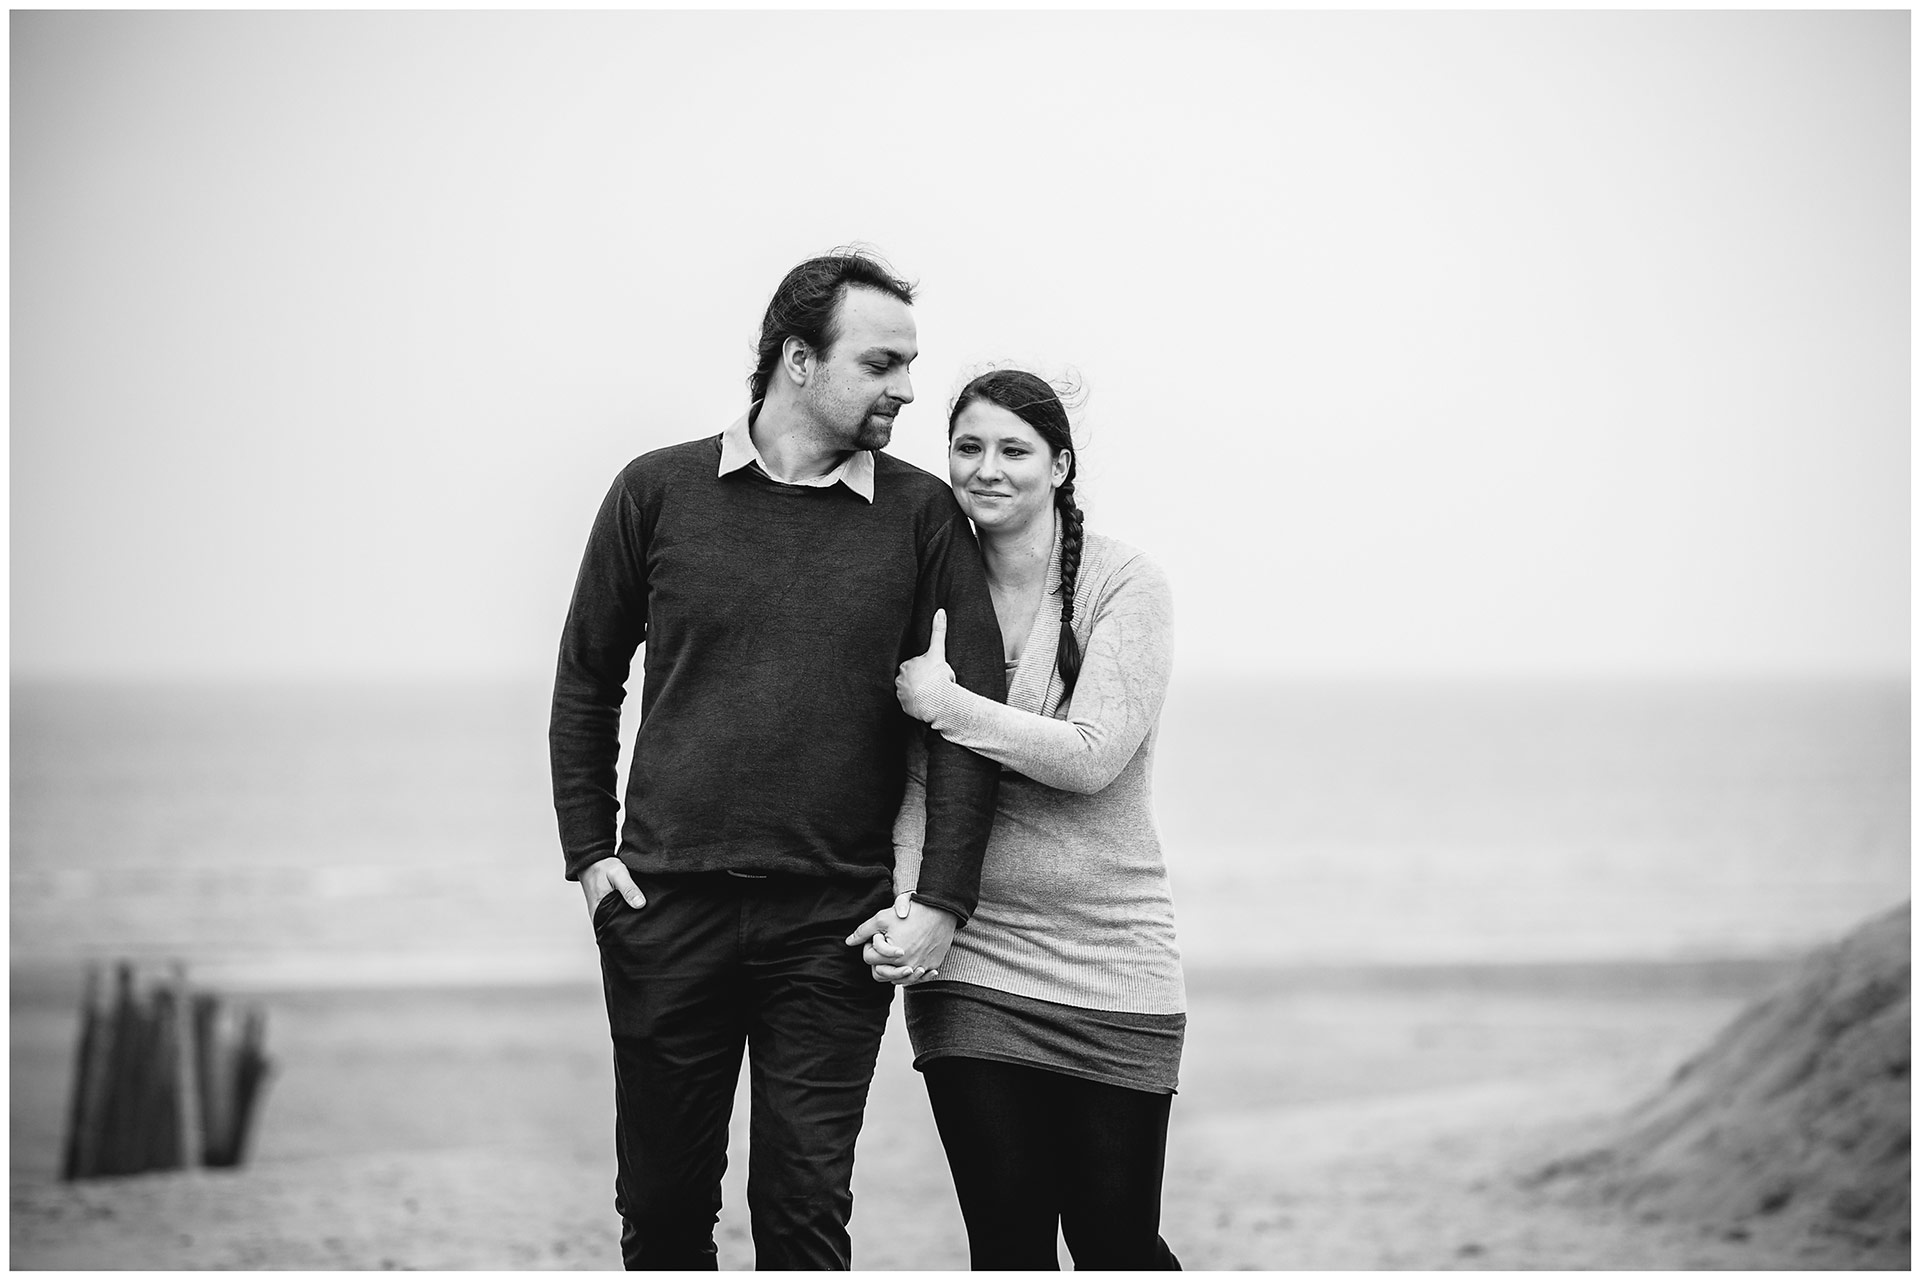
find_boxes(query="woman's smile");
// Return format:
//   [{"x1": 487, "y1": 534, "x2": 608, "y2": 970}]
[{"x1": 949, "y1": 401, "x2": 1068, "y2": 533}]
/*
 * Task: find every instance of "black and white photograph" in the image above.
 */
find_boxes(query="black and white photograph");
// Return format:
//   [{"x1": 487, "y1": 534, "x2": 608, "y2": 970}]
[{"x1": 11, "y1": 9, "x2": 1910, "y2": 1270}]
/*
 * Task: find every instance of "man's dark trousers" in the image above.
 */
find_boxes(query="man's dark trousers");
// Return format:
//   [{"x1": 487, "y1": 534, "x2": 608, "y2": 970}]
[{"x1": 593, "y1": 868, "x2": 898, "y2": 1270}]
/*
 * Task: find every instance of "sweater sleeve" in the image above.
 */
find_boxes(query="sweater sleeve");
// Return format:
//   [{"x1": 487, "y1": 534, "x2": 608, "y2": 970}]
[
  {"x1": 916, "y1": 552, "x2": 1173, "y2": 795},
  {"x1": 890, "y1": 731, "x2": 928, "y2": 898},
  {"x1": 903, "y1": 505, "x2": 1005, "y2": 925},
  {"x1": 548, "y1": 465, "x2": 651, "y2": 881}
]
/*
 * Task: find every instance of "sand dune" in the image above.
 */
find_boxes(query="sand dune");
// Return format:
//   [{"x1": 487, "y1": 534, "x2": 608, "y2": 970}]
[{"x1": 1526, "y1": 903, "x2": 1909, "y2": 1269}]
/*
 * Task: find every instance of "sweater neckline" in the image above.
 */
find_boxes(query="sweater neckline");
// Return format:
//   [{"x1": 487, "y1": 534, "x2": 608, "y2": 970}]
[{"x1": 1004, "y1": 523, "x2": 1069, "y2": 718}]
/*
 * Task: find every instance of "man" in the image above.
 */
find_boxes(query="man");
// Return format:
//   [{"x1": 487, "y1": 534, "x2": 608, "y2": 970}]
[{"x1": 549, "y1": 250, "x2": 1004, "y2": 1270}]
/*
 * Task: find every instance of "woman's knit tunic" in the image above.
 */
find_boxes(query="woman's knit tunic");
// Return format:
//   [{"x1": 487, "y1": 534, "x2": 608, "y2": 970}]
[{"x1": 893, "y1": 530, "x2": 1186, "y2": 1092}]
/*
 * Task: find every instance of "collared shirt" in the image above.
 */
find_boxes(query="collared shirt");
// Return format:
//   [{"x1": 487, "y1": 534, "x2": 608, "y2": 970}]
[{"x1": 717, "y1": 407, "x2": 876, "y2": 503}]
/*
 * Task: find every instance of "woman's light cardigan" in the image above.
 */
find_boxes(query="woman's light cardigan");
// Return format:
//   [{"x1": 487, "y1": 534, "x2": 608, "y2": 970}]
[{"x1": 894, "y1": 530, "x2": 1186, "y2": 1015}]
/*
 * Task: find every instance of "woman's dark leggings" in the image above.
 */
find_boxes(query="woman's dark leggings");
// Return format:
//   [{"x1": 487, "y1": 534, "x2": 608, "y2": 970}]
[{"x1": 922, "y1": 1057, "x2": 1182, "y2": 1270}]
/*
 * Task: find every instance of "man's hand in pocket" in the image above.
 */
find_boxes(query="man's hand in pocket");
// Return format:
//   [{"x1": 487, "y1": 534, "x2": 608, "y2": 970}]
[{"x1": 580, "y1": 857, "x2": 646, "y2": 923}]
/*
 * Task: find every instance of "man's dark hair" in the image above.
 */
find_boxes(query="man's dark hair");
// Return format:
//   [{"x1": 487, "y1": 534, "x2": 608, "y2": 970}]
[{"x1": 749, "y1": 249, "x2": 916, "y2": 405}]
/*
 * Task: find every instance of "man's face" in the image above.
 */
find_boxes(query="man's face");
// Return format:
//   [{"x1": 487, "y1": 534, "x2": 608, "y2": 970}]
[{"x1": 802, "y1": 287, "x2": 917, "y2": 451}]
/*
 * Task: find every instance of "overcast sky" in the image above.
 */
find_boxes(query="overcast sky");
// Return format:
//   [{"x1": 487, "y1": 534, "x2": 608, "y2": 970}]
[{"x1": 11, "y1": 10, "x2": 1909, "y2": 681}]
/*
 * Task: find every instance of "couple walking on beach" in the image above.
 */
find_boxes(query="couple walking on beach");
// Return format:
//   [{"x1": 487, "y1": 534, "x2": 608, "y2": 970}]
[{"x1": 549, "y1": 249, "x2": 1185, "y2": 1271}]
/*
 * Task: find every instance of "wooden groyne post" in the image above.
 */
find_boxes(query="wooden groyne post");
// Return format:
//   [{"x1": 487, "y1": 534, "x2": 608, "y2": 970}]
[{"x1": 60, "y1": 962, "x2": 273, "y2": 1180}]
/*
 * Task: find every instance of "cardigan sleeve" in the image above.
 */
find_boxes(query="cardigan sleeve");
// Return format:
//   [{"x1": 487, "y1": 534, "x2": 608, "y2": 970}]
[
  {"x1": 890, "y1": 731, "x2": 929, "y2": 897},
  {"x1": 915, "y1": 551, "x2": 1173, "y2": 795}
]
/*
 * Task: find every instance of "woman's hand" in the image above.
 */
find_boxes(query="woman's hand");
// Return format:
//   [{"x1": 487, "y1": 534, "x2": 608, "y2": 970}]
[
  {"x1": 896, "y1": 608, "x2": 957, "y2": 722},
  {"x1": 846, "y1": 893, "x2": 957, "y2": 984}
]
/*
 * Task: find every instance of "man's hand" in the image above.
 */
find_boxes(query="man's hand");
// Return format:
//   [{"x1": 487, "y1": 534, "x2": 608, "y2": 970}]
[
  {"x1": 580, "y1": 856, "x2": 646, "y2": 922},
  {"x1": 846, "y1": 894, "x2": 957, "y2": 983},
  {"x1": 895, "y1": 609, "x2": 958, "y2": 723}
]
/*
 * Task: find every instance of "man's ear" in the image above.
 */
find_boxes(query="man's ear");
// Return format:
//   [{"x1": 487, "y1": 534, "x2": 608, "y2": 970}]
[{"x1": 780, "y1": 335, "x2": 813, "y2": 388}]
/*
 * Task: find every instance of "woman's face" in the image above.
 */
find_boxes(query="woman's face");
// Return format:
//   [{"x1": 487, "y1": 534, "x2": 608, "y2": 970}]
[{"x1": 948, "y1": 400, "x2": 1070, "y2": 536}]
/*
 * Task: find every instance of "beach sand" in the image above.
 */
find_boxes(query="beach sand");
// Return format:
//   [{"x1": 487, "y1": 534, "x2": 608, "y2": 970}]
[{"x1": 9, "y1": 955, "x2": 1901, "y2": 1270}]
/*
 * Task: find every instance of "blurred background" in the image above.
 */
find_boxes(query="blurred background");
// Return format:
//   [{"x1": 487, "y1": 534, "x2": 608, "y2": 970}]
[
  {"x1": 9, "y1": 10, "x2": 1909, "y2": 1267},
  {"x1": 13, "y1": 8, "x2": 1905, "y2": 985}
]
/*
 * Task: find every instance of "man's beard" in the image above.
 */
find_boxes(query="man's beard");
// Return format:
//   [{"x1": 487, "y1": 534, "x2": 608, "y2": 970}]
[
  {"x1": 852, "y1": 417, "x2": 894, "y2": 450},
  {"x1": 851, "y1": 405, "x2": 898, "y2": 450},
  {"x1": 805, "y1": 383, "x2": 895, "y2": 451}
]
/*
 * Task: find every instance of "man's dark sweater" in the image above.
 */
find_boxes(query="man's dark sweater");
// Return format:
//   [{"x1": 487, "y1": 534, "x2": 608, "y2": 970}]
[{"x1": 550, "y1": 432, "x2": 1005, "y2": 924}]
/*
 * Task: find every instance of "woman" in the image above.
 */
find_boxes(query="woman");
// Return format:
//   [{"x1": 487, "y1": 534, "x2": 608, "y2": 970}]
[{"x1": 860, "y1": 369, "x2": 1185, "y2": 1270}]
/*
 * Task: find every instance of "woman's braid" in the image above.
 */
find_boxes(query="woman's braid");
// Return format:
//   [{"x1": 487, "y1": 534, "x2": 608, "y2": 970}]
[{"x1": 1054, "y1": 475, "x2": 1086, "y2": 702}]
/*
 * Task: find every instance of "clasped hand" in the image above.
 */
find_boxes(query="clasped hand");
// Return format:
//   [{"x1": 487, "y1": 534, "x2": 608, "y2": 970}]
[
  {"x1": 896, "y1": 608, "x2": 957, "y2": 723},
  {"x1": 845, "y1": 893, "x2": 957, "y2": 985}
]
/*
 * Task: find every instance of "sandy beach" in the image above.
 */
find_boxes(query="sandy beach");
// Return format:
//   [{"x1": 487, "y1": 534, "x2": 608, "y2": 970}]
[
  {"x1": 10, "y1": 681, "x2": 1905, "y2": 1269},
  {"x1": 14, "y1": 951, "x2": 1901, "y2": 1271}
]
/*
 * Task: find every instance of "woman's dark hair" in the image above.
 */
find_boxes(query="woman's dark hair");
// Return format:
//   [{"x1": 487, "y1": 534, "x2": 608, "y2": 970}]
[
  {"x1": 948, "y1": 369, "x2": 1086, "y2": 701},
  {"x1": 749, "y1": 250, "x2": 916, "y2": 405}
]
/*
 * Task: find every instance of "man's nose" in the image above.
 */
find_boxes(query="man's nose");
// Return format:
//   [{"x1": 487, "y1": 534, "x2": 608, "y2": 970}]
[{"x1": 891, "y1": 371, "x2": 915, "y2": 405}]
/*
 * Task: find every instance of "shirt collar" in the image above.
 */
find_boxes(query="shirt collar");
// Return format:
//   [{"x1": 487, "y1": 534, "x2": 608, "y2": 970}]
[{"x1": 717, "y1": 407, "x2": 876, "y2": 503}]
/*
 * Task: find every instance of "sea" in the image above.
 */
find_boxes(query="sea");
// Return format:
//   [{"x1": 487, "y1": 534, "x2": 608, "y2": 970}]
[{"x1": 9, "y1": 676, "x2": 1909, "y2": 991}]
